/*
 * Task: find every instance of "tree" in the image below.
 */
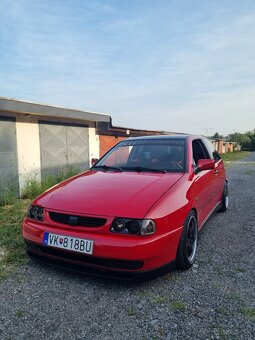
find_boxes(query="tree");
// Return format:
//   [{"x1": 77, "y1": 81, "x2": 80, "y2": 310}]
[
  {"x1": 250, "y1": 132, "x2": 255, "y2": 151},
  {"x1": 212, "y1": 132, "x2": 223, "y2": 139},
  {"x1": 229, "y1": 133, "x2": 251, "y2": 149},
  {"x1": 247, "y1": 132, "x2": 255, "y2": 151}
]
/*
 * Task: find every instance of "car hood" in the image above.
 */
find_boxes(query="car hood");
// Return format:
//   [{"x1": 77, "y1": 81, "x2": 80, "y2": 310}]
[{"x1": 35, "y1": 170, "x2": 184, "y2": 218}]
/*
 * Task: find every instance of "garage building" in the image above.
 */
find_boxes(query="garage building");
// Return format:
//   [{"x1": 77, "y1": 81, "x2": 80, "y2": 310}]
[{"x1": 0, "y1": 97, "x2": 110, "y2": 195}]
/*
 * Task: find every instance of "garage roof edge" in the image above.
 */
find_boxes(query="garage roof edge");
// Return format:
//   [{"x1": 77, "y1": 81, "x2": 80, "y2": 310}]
[{"x1": 0, "y1": 97, "x2": 111, "y2": 123}]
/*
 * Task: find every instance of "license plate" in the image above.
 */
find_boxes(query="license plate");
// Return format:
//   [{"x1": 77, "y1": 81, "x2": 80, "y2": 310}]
[{"x1": 43, "y1": 232, "x2": 94, "y2": 255}]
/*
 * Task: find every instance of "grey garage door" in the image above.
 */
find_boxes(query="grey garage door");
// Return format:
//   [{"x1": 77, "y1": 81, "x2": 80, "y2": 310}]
[
  {"x1": 39, "y1": 121, "x2": 89, "y2": 178},
  {"x1": 0, "y1": 117, "x2": 19, "y2": 193}
]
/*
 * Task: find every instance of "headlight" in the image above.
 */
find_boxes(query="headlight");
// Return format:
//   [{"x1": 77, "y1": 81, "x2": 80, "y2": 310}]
[
  {"x1": 27, "y1": 205, "x2": 44, "y2": 222},
  {"x1": 110, "y1": 218, "x2": 156, "y2": 235}
]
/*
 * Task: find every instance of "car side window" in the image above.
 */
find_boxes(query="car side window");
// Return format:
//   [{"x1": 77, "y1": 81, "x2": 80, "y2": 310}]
[
  {"x1": 192, "y1": 139, "x2": 209, "y2": 166},
  {"x1": 202, "y1": 138, "x2": 221, "y2": 162}
]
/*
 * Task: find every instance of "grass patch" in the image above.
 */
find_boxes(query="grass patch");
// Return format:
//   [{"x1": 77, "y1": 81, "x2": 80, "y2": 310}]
[
  {"x1": 128, "y1": 308, "x2": 137, "y2": 316},
  {"x1": 152, "y1": 296, "x2": 167, "y2": 304},
  {"x1": 236, "y1": 267, "x2": 247, "y2": 273},
  {"x1": 221, "y1": 151, "x2": 250, "y2": 164},
  {"x1": 22, "y1": 166, "x2": 81, "y2": 199},
  {"x1": 216, "y1": 307, "x2": 228, "y2": 316},
  {"x1": 218, "y1": 328, "x2": 228, "y2": 340},
  {"x1": 0, "y1": 166, "x2": 82, "y2": 280},
  {"x1": 228, "y1": 292, "x2": 242, "y2": 302},
  {"x1": 135, "y1": 291, "x2": 151, "y2": 298},
  {"x1": 244, "y1": 170, "x2": 255, "y2": 175},
  {"x1": 215, "y1": 267, "x2": 234, "y2": 277},
  {"x1": 163, "y1": 273, "x2": 178, "y2": 282},
  {"x1": 170, "y1": 300, "x2": 186, "y2": 312},
  {"x1": 0, "y1": 199, "x2": 31, "y2": 280},
  {"x1": 15, "y1": 309, "x2": 25, "y2": 318},
  {"x1": 0, "y1": 181, "x2": 18, "y2": 206},
  {"x1": 240, "y1": 306, "x2": 255, "y2": 319}
]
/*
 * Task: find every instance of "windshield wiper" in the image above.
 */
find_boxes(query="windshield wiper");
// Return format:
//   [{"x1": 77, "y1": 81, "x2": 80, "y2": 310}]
[
  {"x1": 92, "y1": 165, "x2": 123, "y2": 172},
  {"x1": 122, "y1": 166, "x2": 166, "y2": 173}
]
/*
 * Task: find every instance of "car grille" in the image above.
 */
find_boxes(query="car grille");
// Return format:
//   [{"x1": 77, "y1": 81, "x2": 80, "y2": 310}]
[{"x1": 48, "y1": 212, "x2": 107, "y2": 227}]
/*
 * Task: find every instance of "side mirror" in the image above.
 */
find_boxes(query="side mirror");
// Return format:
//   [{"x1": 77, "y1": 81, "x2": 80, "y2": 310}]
[
  {"x1": 91, "y1": 158, "x2": 99, "y2": 166},
  {"x1": 197, "y1": 159, "x2": 215, "y2": 171}
]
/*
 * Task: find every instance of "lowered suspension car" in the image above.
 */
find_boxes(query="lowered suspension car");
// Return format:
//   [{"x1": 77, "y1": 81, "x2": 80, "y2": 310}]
[{"x1": 23, "y1": 135, "x2": 228, "y2": 279}]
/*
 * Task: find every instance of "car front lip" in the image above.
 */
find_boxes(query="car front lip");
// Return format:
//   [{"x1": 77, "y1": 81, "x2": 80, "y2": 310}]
[
  {"x1": 25, "y1": 244, "x2": 176, "y2": 280},
  {"x1": 22, "y1": 218, "x2": 183, "y2": 275}
]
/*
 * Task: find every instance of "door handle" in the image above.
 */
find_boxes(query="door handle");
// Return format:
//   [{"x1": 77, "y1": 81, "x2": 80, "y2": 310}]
[{"x1": 214, "y1": 169, "x2": 219, "y2": 175}]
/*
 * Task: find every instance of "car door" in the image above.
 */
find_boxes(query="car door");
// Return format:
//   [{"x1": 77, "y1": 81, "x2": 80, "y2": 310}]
[
  {"x1": 191, "y1": 139, "x2": 218, "y2": 226},
  {"x1": 202, "y1": 138, "x2": 225, "y2": 202}
]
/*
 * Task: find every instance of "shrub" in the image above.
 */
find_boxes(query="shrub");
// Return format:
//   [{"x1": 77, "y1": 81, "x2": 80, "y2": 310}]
[{"x1": 22, "y1": 166, "x2": 81, "y2": 200}]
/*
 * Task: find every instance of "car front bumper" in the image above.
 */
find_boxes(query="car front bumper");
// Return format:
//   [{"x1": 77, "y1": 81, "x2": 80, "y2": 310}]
[{"x1": 23, "y1": 218, "x2": 183, "y2": 279}]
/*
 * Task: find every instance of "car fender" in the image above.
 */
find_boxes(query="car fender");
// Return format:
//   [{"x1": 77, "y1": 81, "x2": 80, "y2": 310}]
[{"x1": 144, "y1": 174, "x2": 193, "y2": 234}]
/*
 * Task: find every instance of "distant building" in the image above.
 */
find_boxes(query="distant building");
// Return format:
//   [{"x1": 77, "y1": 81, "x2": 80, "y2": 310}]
[{"x1": 211, "y1": 138, "x2": 241, "y2": 154}]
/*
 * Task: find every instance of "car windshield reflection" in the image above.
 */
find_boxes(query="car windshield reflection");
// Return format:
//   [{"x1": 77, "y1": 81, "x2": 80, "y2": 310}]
[{"x1": 93, "y1": 138, "x2": 186, "y2": 173}]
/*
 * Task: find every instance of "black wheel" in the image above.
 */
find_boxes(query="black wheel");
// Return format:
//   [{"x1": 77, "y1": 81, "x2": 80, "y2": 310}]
[
  {"x1": 176, "y1": 211, "x2": 198, "y2": 270},
  {"x1": 218, "y1": 182, "x2": 229, "y2": 212}
]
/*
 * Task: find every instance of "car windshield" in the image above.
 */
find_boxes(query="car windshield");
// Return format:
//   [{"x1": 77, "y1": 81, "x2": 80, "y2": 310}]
[{"x1": 93, "y1": 138, "x2": 186, "y2": 173}]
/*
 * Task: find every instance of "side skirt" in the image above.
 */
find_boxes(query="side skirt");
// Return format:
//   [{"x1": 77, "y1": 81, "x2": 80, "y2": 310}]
[{"x1": 198, "y1": 201, "x2": 222, "y2": 230}]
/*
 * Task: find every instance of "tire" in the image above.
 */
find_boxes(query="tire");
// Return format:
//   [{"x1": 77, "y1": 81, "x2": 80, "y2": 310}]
[
  {"x1": 218, "y1": 182, "x2": 229, "y2": 212},
  {"x1": 176, "y1": 211, "x2": 198, "y2": 270}
]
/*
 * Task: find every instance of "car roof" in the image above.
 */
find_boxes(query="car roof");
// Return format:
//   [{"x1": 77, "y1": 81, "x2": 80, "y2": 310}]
[
  {"x1": 124, "y1": 134, "x2": 211, "y2": 141},
  {"x1": 125, "y1": 134, "x2": 190, "y2": 141}
]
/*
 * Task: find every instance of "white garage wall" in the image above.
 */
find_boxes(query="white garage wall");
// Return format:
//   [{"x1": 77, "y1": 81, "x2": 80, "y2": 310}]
[
  {"x1": 16, "y1": 116, "x2": 41, "y2": 194},
  {"x1": 88, "y1": 125, "x2": 100, "y2": 165}
]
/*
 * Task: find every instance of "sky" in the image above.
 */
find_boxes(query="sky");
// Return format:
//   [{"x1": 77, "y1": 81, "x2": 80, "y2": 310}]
[{"x1": 0, "y1": 0, "x2": 255, "y2": 136}]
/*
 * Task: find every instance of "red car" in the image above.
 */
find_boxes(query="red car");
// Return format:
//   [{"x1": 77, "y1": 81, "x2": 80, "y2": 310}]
[{"x1": 23, "y1": 135, "x2": 228, "y2": 279}]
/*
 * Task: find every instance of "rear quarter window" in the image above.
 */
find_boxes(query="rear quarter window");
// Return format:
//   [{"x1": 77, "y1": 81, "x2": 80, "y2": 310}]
[{"x1": 202, "y1": 138, "x2": 221, "y2": 162}]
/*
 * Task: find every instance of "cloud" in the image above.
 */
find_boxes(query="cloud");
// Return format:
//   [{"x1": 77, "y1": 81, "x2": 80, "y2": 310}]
[{"x1": 0, "y1": 0, "x2": 255, "y2": 135}]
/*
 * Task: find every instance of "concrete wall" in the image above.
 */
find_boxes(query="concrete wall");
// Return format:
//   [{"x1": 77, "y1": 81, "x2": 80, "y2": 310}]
[{"x1": 16, "y1": 116, "x2": 41, "y2": 194}]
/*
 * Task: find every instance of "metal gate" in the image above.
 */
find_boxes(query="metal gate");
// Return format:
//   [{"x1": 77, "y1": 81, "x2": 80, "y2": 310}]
[
  {"x1": 39, "y1": 121, "x2": 89, "y2": 178},
  {"x1": 0, "y1": 117, "x2": 19, "y2": 193}
]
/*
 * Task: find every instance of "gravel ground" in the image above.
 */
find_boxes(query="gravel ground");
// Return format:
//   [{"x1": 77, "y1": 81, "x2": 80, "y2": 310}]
[{"x1": 0, "y1": 153, "x2": 255, "y2": 340}]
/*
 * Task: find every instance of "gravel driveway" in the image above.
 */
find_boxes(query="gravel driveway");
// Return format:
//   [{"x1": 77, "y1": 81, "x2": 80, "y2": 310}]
[{"x1": 0, "y1": 153, "x2": 254, "y2": 340}]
